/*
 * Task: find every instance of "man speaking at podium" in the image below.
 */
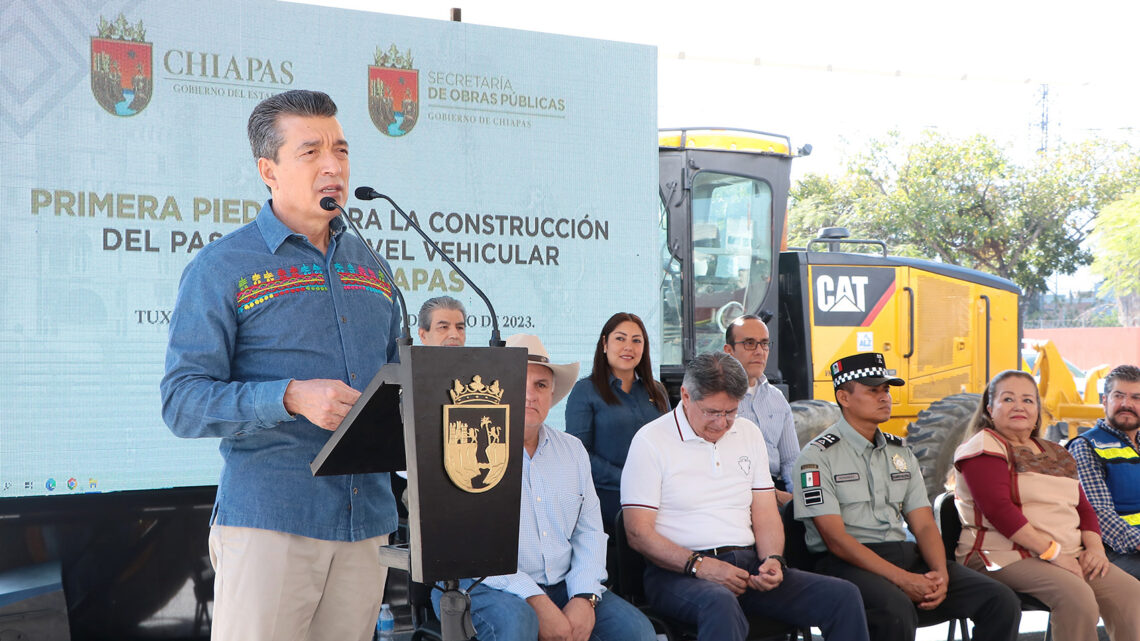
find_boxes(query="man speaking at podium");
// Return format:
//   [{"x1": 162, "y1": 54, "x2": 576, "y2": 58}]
[{"x1": 160, "y1": 90, "x2": 401, "y2": 641}]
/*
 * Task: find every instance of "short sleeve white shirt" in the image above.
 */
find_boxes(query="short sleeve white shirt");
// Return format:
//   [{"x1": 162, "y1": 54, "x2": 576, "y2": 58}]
[{"x1": 620, "y1": 406, "x2": 773, "y2": 550}]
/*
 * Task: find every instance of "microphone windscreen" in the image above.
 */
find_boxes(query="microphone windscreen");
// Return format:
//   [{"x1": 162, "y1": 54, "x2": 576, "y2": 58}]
[
  {"x1": 319, "y1": 196, "x2": 339, "y2": 211},
  {"x1": 354, "y1": 186, "x2": 377, "y2": 201}
]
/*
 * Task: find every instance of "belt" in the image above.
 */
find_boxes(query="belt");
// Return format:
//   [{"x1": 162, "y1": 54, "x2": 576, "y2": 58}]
[{"x1": 695, "y1": 545, "x2": 753, "y2": 556}]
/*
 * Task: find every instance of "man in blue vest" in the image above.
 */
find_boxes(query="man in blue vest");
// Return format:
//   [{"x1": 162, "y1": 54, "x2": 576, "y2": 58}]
[{"x1": 1069, "y1": 364, "x2": 1140, "y2": 579}]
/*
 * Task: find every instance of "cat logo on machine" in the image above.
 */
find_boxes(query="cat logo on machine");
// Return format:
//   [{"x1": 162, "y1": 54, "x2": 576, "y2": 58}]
[
  {"x1": 812, "y1": 267, "x2": 896, "y2": 327},
  {"x1": 817, "y1": 275, "x2": 869, "y2": 313},
  {"x1": 443, "y1": 375, "x2": 509, "y2": 493},
  {"x1": 91, "y1": 13, "x2": 153, "y2": 117}
]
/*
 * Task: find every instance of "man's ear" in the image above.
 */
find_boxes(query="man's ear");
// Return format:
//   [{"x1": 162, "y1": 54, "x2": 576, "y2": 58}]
[
  {"x1": 258, "y1": 157, "x2": 276, "y2": 192},
  {"x1": 835, "y1": 387, "x2": 849, "y2": 409}
]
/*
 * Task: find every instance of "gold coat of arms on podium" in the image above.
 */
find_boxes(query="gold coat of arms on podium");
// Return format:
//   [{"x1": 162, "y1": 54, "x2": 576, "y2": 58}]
[{"x1": 443, "y1": 375, "x2": 509, "y2": 493}]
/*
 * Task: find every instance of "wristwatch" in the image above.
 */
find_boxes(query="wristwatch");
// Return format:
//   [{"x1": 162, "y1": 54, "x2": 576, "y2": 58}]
[
  {"x1": 765, "y1": 554, "x2": 788, "y2": 570},
  {"x1": 573, "y1": 593, "x2": 600, "y2": 609}
]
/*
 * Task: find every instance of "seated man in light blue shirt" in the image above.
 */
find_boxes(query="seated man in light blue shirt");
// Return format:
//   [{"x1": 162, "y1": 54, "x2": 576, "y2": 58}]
[
  {"x1": 724, "y1": 315, "x2": 799, "y2": 506},
  {"x1": 432, "y1": 333, "x2": 656, "y2": 641}
]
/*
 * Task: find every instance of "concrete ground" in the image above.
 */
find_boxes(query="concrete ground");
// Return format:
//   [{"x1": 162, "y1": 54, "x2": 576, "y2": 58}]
[
  {"x1": 385, "y1": 606, "x2": 1106, "y2": 641},
  {"x1": 147, "y1": 570, "x2": 1110, "y2": 641}
]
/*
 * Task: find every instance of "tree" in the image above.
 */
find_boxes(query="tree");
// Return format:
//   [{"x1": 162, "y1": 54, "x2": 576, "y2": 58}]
[
  {"x1": 1092, "y1": 192, "x2": 1140, "y2": 326},
  {"x1": 789, "y1": 131, "x2": 1140, "y2": 298}
]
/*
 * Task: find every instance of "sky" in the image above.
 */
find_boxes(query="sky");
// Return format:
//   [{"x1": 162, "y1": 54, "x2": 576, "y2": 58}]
[
  {"x1": 293, "y1": 0, "x2": 1136, "y2": 296},
  {"x1": 295, "y1": 0, "x2": 1140, "y2": 177}
]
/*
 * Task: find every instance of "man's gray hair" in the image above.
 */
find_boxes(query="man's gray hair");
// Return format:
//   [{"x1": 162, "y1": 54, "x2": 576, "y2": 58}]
[
  {"x1": 418, "y1": 296, "x2": 466, "y2": 329},
  {"x1": 247, "y1": 90, "x2": 338, "y2": 162},
  {"x1": 682, "y1": 352, "x2": 748, "y2": 402}
]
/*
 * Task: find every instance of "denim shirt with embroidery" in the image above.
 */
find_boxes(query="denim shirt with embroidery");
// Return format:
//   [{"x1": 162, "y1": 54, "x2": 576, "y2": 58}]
[{"x1": 161, "y1": 200, "x2": 401, "y2": 541}]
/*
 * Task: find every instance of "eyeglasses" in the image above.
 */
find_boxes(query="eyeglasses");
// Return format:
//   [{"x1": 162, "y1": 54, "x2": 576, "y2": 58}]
[
  {"x1": 1109, "y1": 391, "x2": 1140, "y2": 404},
  {"x1": 694, "y1": 402, "x2": 738, "y2": 421},
  {"x1": 730, "y1": 338, "x2": 770, "y2": 351}
]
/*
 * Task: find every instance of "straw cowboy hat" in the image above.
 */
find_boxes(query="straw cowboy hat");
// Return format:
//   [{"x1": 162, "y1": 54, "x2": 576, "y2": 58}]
[{"x1": 505, "y1": 334, "x2": 580, "y2": 406}]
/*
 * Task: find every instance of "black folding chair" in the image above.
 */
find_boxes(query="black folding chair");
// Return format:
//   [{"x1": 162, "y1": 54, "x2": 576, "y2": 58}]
[
  {"x1": 407, "y1": 578, "x2": 443, "y2": 641},
  {"x1": 779, "y1": 502, "x2": 823, "y2": 573}
]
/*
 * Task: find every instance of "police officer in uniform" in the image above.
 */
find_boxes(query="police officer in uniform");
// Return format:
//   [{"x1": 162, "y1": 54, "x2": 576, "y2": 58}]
[{"x1": 793, "y1": 353, "x2": 1020, "y2": 641}]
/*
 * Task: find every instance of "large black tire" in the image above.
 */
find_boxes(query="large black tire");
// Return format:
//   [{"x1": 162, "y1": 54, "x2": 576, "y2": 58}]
[
  {"x1": 905, "y1": 393, "x2": 981, "y2": 503},
  {"x1": 791, "y1": 399, "x2": 842, "y2": 448}
]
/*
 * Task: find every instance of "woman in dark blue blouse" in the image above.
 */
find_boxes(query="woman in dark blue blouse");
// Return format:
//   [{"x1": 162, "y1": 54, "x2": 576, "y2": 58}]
[{"x1": 566, "y1": 312, "x2": 670, "y2": 531}]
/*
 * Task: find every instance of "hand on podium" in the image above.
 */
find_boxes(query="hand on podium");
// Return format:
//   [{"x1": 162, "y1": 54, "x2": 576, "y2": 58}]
[{"x1": 284, "y1": 379, "x2": 361, "y2": 431}]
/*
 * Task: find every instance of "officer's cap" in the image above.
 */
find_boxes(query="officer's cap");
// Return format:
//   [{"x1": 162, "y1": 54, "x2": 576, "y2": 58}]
[{"x1": 829, "y1": 352, "x2": 905, "y2": 390}]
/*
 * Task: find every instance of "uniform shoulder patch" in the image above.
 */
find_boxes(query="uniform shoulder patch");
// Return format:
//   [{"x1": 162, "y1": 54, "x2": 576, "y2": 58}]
[
  {"x1": 810, "y1": 433, "x2": 841, "y2": 450},
  {"x1": 883, "y1": 432, "x2": 904, "y2": 446}
]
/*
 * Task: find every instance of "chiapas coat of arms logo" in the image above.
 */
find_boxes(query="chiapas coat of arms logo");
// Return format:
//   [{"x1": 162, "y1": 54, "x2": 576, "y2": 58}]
[
  {"x1": 369, "y1": 44, "x2": 419, "y2": 137},
  {"x1": 91, "y1": 13, "x2": 153, "y2": 117},
  {"x1": 443, "y1": 376, "x2": 509, "y2": 493}
]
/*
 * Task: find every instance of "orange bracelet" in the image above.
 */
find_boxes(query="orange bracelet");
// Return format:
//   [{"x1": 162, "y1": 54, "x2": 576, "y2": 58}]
[{"x1": 1039, "y1": 540, "x2": 1060, "y2": 561}]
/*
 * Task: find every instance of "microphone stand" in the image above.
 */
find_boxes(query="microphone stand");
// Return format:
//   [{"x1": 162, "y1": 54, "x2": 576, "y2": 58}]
[
  {"x1": 320, "y1": 196, "x2": 413, "y2": 346},
  {"x1": 356, "y1": 188, "x2": 505, "y2": 347}
]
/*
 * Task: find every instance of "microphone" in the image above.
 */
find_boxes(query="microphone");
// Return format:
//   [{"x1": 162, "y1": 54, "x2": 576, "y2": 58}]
[
  {"x1": 320, "y1": 196, "x2": 413, "y2": 345},
  {"x1": 354, "y1": 186, "x2": 505, "y2": 347}
]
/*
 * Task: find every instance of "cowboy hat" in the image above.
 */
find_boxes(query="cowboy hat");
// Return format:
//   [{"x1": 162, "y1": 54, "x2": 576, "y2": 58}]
[{"x1": 505, "y1": 333, "x2": 580, "y2": 406}]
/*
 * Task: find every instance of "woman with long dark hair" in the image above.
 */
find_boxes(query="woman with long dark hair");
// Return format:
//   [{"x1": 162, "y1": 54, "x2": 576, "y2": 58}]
[{"x1": 566, "y1": 312, "x2": 670, "y2": 530}]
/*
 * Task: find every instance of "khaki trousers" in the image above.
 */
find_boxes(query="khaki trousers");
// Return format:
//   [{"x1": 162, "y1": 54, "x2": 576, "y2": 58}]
[
  {"x1": 208, "y1": 525, "x2": 389, "y2": 641},
  {"x1": 976, "y1": 555, "x2": 1140, "y2": 641}
]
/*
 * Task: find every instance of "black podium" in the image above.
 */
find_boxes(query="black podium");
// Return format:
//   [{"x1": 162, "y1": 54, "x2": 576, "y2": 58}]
[{"x1": 311, "y1": 343, "x2": 526, "y2": 586}]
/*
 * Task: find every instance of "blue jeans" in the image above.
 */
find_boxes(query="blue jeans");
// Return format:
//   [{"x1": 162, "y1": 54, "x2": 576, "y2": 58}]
[
  {"x1": 430, "y1": 580, "x2": 655, "y2": 641},
  {"x1": 644, "y1": 549, "x2": 869, "y2": 641}
]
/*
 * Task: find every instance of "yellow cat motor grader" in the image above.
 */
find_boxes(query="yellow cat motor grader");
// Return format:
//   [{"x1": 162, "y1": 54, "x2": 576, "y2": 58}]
[{"x1": 657, "y1": 127, "x2": 1021, "y2": 499}]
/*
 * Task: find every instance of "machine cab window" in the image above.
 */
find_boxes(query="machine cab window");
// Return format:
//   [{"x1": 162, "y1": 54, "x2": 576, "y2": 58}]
[{"x1": 661, "y1": 171, "x2": 773, "y2": 366}]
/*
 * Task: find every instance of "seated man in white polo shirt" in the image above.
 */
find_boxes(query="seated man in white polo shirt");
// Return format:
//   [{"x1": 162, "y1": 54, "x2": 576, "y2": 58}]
[{"x1": 621, "y1": 351, "x2": 868, "y2": 641}]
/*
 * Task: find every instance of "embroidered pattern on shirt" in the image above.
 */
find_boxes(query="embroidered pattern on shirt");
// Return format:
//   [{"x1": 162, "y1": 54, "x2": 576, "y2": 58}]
[
  {"x1": 335, "y1": 263, "x2": 392, "y2": 301},
  {"x1": 236, "y1": 264, "x2": 327, "y2": 314}
]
